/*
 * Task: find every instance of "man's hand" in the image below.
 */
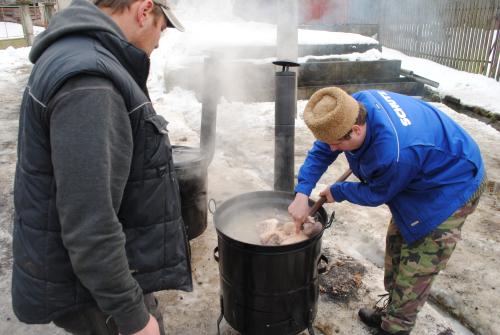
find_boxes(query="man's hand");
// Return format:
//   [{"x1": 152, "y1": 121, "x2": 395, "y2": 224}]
[
  {"x1": 131, "y1": 314, "x2": 160, "y2": 335},
  {"x1": 319, "y1": 186, "x2": 335, "y2": 203},
  {"x1": 288, "y1": 193, "x2": 311, "y2": 233}
]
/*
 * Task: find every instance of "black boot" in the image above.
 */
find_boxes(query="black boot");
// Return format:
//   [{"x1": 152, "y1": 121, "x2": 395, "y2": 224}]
[
  {"x1": 358, "y1": 307, "x2": 383, "y2": 328},
  {"x1": 359, "y1": 293, "x2": 390, "y2": 328}
]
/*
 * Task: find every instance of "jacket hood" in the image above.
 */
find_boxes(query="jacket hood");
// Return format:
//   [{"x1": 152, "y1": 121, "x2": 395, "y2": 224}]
[
  {"x1": 30, "y1": 0, "x2": 126, "y2": 63},
  {"x1": 30, "y1": 0, "x2": 151, "y2": 91}
]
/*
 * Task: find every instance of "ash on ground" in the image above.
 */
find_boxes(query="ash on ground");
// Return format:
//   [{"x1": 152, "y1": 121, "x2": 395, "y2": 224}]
[{"x1": 319, "y1": 248, "x2": 366, "y2": 303}]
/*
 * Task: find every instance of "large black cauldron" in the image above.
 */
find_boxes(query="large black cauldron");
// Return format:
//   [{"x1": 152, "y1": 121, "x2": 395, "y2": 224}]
[
  {"x1": 213, "y1": 191, "x2": 331, "y2": 335},
  {"x1": 172, "y1": 145, "x2": 208, "y2": 240}
]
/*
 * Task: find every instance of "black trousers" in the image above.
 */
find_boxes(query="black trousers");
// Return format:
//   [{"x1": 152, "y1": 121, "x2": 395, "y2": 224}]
[{"x1": 53, "y1": 293, "x2": 165, "y2": 335}]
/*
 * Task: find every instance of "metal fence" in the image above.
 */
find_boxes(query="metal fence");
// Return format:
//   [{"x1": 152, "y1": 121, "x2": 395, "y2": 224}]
[{"x1": 378, "y1": 0, "x2": 500, "y2": 80}]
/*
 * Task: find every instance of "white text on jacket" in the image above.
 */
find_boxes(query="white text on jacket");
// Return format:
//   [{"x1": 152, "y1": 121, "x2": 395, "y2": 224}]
[{"x1": 378, "y1": 91, "x2": 412, "y2": 126}]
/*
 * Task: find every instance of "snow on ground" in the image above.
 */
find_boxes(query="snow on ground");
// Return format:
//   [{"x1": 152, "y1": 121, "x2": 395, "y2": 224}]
[
  {"x1": 0, "y1": 45, "x2": 31, "y2": 67},
  {"x1": 0, "y1": 22, "x2": 44, "y2": 39},
  {"x1": 159, "y1": 21, "x2": 377, "y2": 49},
  {"x1": 2, "y1": 16, "x2": 498, "y2": 117},
  {"x1": 0, "y1": 2, "x2": 499, "y2": 334},
  {"x1": 302, "y1": 46, "x2": 500, "y2": 117},
  {"x1": 382, "y1": 48, "x2": 500, "y2": 116},
  {"x1": 149, "y1": 14, "x2": 500, "y2": 119}
]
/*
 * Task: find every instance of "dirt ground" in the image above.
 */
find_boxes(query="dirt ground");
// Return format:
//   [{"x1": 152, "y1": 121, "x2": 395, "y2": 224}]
[{"x1": 0, "y1": 60, "x2": 499, "y2": 335}]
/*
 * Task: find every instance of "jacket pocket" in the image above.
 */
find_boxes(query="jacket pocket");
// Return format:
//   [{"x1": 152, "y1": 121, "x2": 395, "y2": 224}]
[{"x1": 144, "y1": 114, "x2": 171, "y2": 169}]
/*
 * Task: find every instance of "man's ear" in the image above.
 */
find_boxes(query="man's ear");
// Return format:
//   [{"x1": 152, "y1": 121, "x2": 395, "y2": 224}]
[
  {"x1": 136, "y1": 0, "x2": 154, "y2": 27},
  {"x1": 352, "y1": 124, "x2": 362, "y2": 136}
]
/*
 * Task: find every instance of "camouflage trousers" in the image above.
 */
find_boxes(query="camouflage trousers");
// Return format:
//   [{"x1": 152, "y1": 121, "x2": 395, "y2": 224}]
[{"x1": 381, "y1": 179, "x2": 487, "y2": 333}]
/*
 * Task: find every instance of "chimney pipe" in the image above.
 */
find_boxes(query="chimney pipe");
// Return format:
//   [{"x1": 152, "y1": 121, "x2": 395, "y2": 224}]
[{"x1": 273, "y1": 60, "x2": 300, "y2": 192}]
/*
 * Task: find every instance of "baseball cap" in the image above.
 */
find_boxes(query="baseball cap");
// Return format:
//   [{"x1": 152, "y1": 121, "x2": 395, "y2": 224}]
[{"x1": 152, "y1": 0, "x2": 184, "y2": 32}]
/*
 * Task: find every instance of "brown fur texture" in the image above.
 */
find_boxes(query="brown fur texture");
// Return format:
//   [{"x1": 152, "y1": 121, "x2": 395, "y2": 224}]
[{"x1": 303, "y1": 87, "x2": 359, "y2": 143}]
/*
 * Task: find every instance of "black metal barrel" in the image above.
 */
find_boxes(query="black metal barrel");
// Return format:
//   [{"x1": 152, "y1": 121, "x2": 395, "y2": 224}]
[
  {"x1": 213, "y1": 191, "x2": 329, "y2": 335},
  {"x1": 172, "y1": 145, "x2": 208, "y2": 240}
]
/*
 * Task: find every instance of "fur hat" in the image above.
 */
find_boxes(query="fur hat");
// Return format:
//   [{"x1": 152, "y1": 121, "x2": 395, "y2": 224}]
[{"x1": 303, "y1": 87, "x2": 359, "y2": 143}]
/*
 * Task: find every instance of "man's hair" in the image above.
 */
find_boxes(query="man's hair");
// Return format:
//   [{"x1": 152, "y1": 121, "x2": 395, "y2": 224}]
[
  {"x1": 355, "y1": 102, "x2": 367, "y2": 126},
  {"x1": 94, "y1": 0, "x2": 134, "y2": 13},
  {"x1": 339, "y1": 102, "x2": 367, "y2": 140},
  {"x1": 94, "y1": 0, "x2": 164, "y2": 24}
]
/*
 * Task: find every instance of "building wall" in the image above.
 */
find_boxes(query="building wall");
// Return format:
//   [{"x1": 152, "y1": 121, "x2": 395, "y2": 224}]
[
  {"x1": 232, "y1": 0, "x2": 378, "y2": 26},
  {"x1": 0, "y1": 5, "x2": 42, "y2": 25}
]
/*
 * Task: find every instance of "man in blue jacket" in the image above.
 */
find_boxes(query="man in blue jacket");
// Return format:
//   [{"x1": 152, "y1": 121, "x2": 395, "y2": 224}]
[{"x1": 288, "y1": 87, "x2": 486, "y2": 334}]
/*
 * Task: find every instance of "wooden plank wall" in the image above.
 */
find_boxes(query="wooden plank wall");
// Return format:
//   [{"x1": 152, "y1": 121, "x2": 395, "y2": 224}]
[
  {"x1": 0, "y1": 5, "x2": 41, "y2": 25},
  {"x1": 377, "y1": 0, "x2": 500, "y2": 80}
]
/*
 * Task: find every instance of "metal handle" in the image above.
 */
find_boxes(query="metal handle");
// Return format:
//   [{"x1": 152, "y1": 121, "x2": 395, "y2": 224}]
[
  {"x1": 213, "y1": 246, "x2": 219, "y2": 263},
  {"x1": 325, "y1": 211, "x2": 336, "y2": 229},
  {"x1": 318, "y1": 254, "x2": 329, "y2": 275},
  {"x1": 208, "y1": 198, "x2": 217, "y2": 215}
]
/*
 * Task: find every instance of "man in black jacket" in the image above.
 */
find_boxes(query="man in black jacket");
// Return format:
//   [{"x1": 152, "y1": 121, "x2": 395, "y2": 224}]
[{"x1": 12, "y1": 0, "x2": 192, "y2": 334}]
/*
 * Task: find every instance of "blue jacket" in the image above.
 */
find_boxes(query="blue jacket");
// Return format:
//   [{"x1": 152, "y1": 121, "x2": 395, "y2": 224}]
[{"x1": 295, "y1": 90, "x2": 484, "y2": 244}]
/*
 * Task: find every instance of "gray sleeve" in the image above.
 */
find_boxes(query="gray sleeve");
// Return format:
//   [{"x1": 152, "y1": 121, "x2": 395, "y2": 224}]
[{"x1": 49, "y1": 75, "x2": 149, "y2": 334}]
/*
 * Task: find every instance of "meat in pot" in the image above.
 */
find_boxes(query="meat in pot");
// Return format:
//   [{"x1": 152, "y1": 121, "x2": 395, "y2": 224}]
[{"x1": 256, "y1": 216, "x2": 323, "y2": 246}]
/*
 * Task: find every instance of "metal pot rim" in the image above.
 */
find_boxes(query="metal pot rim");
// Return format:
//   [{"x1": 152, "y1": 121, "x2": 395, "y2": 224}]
[{"x1": 213, "y1": 190, "x2": 328, "y2": 252}]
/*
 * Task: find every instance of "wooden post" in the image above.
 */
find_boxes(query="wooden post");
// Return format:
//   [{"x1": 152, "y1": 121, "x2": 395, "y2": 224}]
[
  {"x1": 19, "y1": 1, "x2": 34, "y2": 46},
  {"x1": 56, "y1": 0, "x2": 71, "y2": 11},
  {"x1": 39, "y1": 2, "x2": 56, "y2": 27},
  {"x1": 378, "y1": 0, "x2": 385, "y2": 45},
  {"x1": 489, "y1": 12, "x2": 500, "y2": 79},
  {"x1": 39, "y1": 2, "x2": 46, "y2": 26}
]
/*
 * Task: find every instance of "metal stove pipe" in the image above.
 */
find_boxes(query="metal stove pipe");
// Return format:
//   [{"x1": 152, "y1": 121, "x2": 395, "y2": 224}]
[{"x1": 274, "y1": 60, "x2": 300, "y2": 192}]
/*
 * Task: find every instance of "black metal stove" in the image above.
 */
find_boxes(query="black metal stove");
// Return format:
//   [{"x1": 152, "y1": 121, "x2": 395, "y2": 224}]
[{"x1": 213, "y1": 191, "x2": 332, "y2": 335}]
